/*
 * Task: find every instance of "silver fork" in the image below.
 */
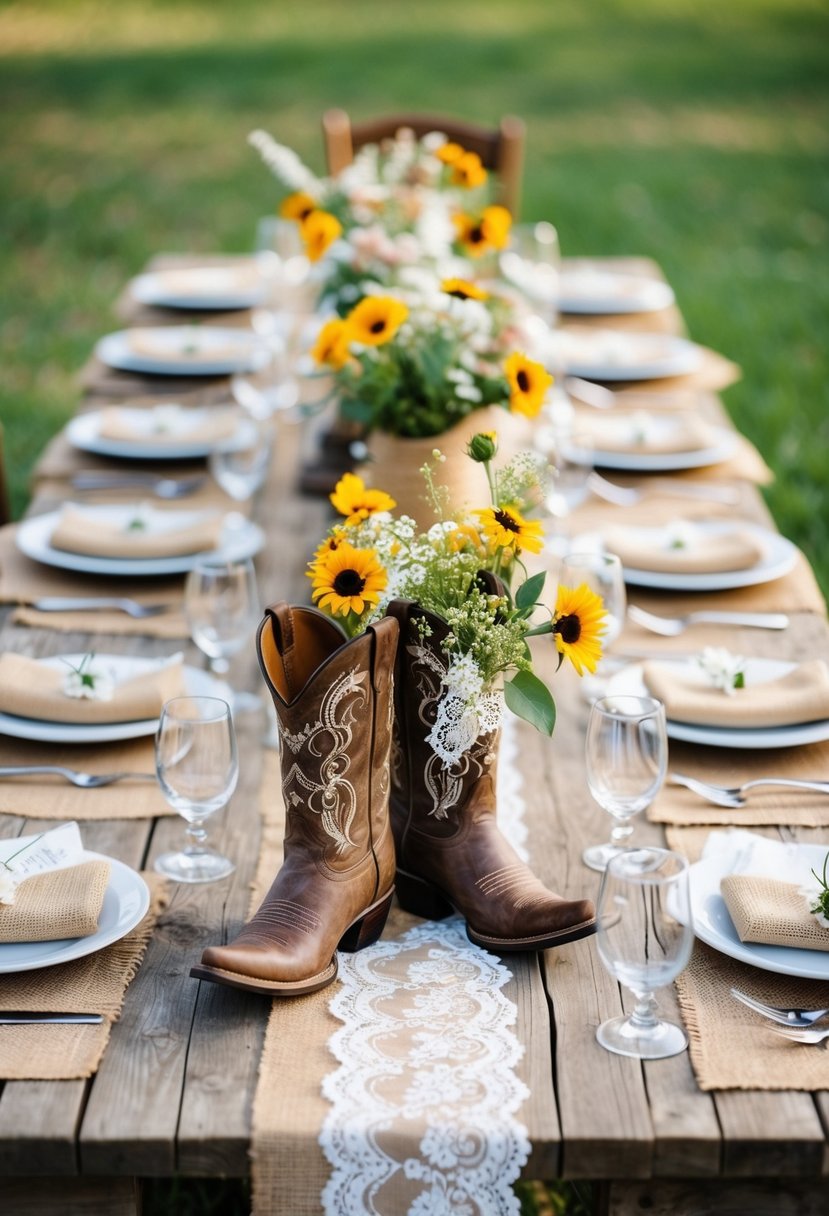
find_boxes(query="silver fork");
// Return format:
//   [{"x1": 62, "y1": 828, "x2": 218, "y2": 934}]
[
  {"x1": 32, "y1": 597, "x2": 175, "y2": 619},
  {"x1": 628, "y1": 604, "x2": 790, "y2": 636},
  {"x1": 669, "y1": 771, "x2": 829, "y2": 808},
  {"x1": 768, "y1": 1025, "x2": 829, "y2": 1045},
  {"x1": 730, "y1": 988, "x2": 829, "y2": 1028},
  {"x1": 0, "y1": 766, "x2": 157, "y2": 788},
  {"x1": 71, "y1": 473, "x2": 206, "y2": 499},
  {"x1": 588, "y1": 471, "x2": 741, "y2": 507}
]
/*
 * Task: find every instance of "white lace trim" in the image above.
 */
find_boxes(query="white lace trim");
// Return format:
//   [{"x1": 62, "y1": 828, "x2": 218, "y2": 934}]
[
  {"x1": 320, "y1": 918, "x2": 530, "y2": 1215},
  {"x1": 495, "y1": 714, "x2": 529, "y2": 863}
]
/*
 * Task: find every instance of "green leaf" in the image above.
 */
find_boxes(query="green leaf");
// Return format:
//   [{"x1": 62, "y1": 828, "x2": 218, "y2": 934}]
[
  {"x1": 515, "y1": 570, "x2": 547, "y2": 613},
  {"x1": 504, "y1": 670, "x2": 556, "y2": 736}
]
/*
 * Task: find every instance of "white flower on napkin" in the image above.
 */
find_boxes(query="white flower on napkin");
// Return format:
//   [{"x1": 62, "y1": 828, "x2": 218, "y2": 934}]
[
  {"x1": 150, "y1": 403, "x2": 186, "y2": 433},
  {"x1": 0, "y1": 866, "x2": 18, "y2": 906},
  {"x1": 665, "y1": 520, "x2": 699, "y2": 551},
  {"x1": 122, "y1": 501, "x2": 153, "y2": 533},
  {"x1": 62, "y1": 653, "x2": 116, "y2": 702},
  {"x1": 696, "y1": 646, "x2": 746, "y2": 696}
]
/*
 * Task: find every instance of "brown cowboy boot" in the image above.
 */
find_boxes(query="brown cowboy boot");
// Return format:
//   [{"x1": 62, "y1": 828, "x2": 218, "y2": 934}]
[
  {"x1": 190, "y1": 603, "x2": 398, "y2": 996},
  {"x1": 386, "y1": 595, "x2": 596, "y2": 952}
]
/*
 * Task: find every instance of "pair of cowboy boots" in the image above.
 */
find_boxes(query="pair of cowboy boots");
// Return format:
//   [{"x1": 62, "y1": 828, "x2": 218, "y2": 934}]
[{"x1": 191, "y1": 598, "x2": 596, "y2": 997}]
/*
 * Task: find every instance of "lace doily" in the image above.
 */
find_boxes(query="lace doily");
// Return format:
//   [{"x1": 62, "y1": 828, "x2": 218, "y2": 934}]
[
  {"x1": 495, "y1": 714, "x2": 529, "y2": 864},
  {"x1": 320, "y1": 918, "x2": 530, "y2": 1215}
]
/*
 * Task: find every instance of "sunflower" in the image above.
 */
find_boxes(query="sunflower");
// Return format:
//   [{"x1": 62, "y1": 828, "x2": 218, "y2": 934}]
[
  {"x1": 451, "y1": 151, "x2": 488, "y2": 189},
  {"x1": 504, "y1": 352, "x2": 553, "y2": 418},
  {"x1": 551, "y1": 583, "x2": 607, "y2": 676},
  {"x1": 309, "y1": 527, "x2": 349, "y2": 568},
  {"x1": 346, "y1": 296, "x2": 409, "y2": 347},
  {"x1": 311, "y1": 544, "x2": 388, "y2": 619},
  {"x1": 435, "y1": 141, "x2": 464, "y2": 165},
  {"x1": 279, "y1": 191, "x2": 316, "y2": 222},
  {"x1": 441, "y1": 277, "x2": 490, "y2": 301},
  {"x1": 300, "y1": 209, "x2": 343, "y2": 262},
  {"x1": 311, "y1": 317, "x2": 351, "y2": 369},
  {"x1": 453, "y1": 204, "x2": 513, "y2": 257},
  {"x1": 329, "y1": 472, "x2": 397, "y2": 525},
  {"x1": 473, "y1": 504, "x2": 544, "y2": 555}
]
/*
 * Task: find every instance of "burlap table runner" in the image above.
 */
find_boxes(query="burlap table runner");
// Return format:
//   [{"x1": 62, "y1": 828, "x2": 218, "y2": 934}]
[
  {"x1": 0, "y1": 873, "x2": 168, "y2": 1080},
  {"x1": 0, "y1": 735, "x2": 172, "y2": 820},
  {"x1": 0, "y1": 523, "x2": 189, "y2": 638}
]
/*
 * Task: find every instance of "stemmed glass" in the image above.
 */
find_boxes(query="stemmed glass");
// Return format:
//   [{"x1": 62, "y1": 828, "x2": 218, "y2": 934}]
[
  {"x1": 595, "y1": 846, "x2": 693, "y2": 1058},
  {"x1": 535, "y1": 422, "x2": 594, "y2": 555},
  {"x1": 154, "y1": 696, "x2": 239, "y2": 883},
  {"x1": 185, "y1": 556, "x2": 261, "y2": 712},
  {"x1": 208, "y1": 417, "x2": 274, "y2": 502},
  {"x1": 583, "y1": 695, "x2": 667, "y2": 872},
  {"x1": 560, "y1": 551, "x2": 626, "y2": 698}
]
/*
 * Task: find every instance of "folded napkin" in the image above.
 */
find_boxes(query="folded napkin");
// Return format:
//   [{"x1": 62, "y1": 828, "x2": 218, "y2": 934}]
[
  {"x1": 604, "y1": 523, "x2": 764, "y2": 573},
  {"x1": 0, "y1": 860, "x2": 110, "y2": 943},
  {"x1": 50, "y1": 503, "x2": 223, "y2": 559},
  {"x1": 0, "y1": 651, "x2": 186, "y2": 723},
  {"x1": 128, "y1": 327, "x2": 248, "y2": 364},
  {"x1": 97, "y1": 404, "x2": 239, "y2": 446},
  {"x1": 579, "y1": 410, "x2": 718, "y2": 455},
  {"x1": 151, "y1": 263, "x2": 263, "y2": 298},
  {"x1": 643, "y1": 658, "x2": 829, "y2": 728},
  {"x1": 721, "y1": 874, "x2": 829, "y2": 953}
]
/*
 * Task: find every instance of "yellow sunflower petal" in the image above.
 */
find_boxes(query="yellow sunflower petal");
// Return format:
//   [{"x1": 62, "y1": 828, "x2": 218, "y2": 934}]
[
  {"x1": 329, "y1": 472, "x2": 396, "y2": 524},
  {"x1": 552, "y1": 582, "x2": 608, "y2": 676},
  {"x1": 300, "y1": 209, "x2": 342, "y2": 262},
  {"x1": 279, "y1": 191, "x2": 316, "y2": 222},
  {"x1": 346, "y1": 295, "x2": 409, "y2": 346},
  {"x1": 311, "y1": 318, "x2": 351, "y2": 369},
  {"x1": 504, "y1": 351, "x2": 553, "y2": 418},
  {"x1": 441, "y1": 277, "x2": 490, "y2": 301}
]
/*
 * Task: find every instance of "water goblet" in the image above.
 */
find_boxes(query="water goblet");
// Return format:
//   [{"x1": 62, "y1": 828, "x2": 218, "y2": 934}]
[
  {"x1": 500, "y1": 220, "x2": 561, "y2": 327},
  {"x1": 231, "y1": 332, "x2": 300, "y2": 423},
  {"x1": 185, "y1": 556, "x2": 261, "y2": 712},
  {"x1": 154, "y1": 696, "x2": 239, "y2": 883},
  {"x1": 583, "y1": 694, "x2": 667, "y2": 872},
  {"x1": 208, "y1": 418, "x2": 274, "y2": 502},
  {"x1": 535, "y1": 423, "x2": 594, "y2": 555},
  {"x1": 595, "y1": 846, "x2": 693, "y2": 1058},
  {"x1": 560, "y1": 551, "x2": 626, "y2": 699}
]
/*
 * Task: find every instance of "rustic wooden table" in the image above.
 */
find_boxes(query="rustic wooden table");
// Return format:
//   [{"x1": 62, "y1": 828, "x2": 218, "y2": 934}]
[{"x1": 1, "y1": 258, "x2": 827, "y2": 1216}]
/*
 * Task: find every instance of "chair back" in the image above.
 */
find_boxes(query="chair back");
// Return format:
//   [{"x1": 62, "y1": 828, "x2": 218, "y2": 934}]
[{"x1": 322, "y1": 109, "x2": 525, "y2": 218}]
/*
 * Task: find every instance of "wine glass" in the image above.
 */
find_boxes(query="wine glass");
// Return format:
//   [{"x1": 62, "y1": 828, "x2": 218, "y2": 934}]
[
  {"x1": 560, "y1": 551, "x2": 626, "y2": 699},
  {"x1": 231, "y1": 331, "x2": 300, "y2": 423},
  {"x1": 595, "y1": 846, "x2": 693, "y2": 1059},
  {"x1": 154, "y1": 696, "x2": 239, "y2": 883},
  {"x1": 583, "y1": 695, "x2": 667, "y2": 872},
  {"x1": 208, "y1": 418, "x2": 274, "y2": 502},
  {"x1": 185, "y1": 557, "x2": 261, "y2": 712},
  {"x1": 535, "y1": 422, "x2": 594, "y2": 555},
  {"x1": 500, "y1": 220, "x2": 561, "y2": 326}
]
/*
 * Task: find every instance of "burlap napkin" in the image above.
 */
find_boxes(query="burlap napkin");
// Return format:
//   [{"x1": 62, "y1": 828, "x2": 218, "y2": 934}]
[
  {"x1": 642, "y1": 658, "x2": 829, "y2": 729},
  {"x1": 628, "y1": 552, "x2": 826, "y2": 617},
  {"x1": 127, "y1": 327, "x2": 250, "y2": 365},
  {"x1": 578, "y1": 410, "x2": 720, "y2": 455},
  {"x1": 720, "y1": 874, "x2": 829, "y2": 952},
  {"x1": 0, "y1": 735, "x2": 172, "y2": 820},
  {"x1": 0, "y1": 873, "x2": 168, "y2": 1080},
  {"x1": 143, "y1": 262, "x2": 263, "y2": 299},
  {"x1": 0, "y1": 860, "x2": 110, "y2": 942},
  {"x1": 97, "y1": 404, "x2": 239, "y2": 445},
  {"x1": 0, "y1": 652, "x2": 186, "y2": 724},
  {"x1": 604, "y1": 522, "x2": 764, "y2": 574},
  {"x1": 50, "y1": 503, "x2": 223, "y2": 559}
]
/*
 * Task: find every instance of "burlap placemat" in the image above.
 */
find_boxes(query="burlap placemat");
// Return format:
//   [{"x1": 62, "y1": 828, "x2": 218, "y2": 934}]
[
  {"x1": 629, "y1": 553, "x2": 826, "y2": 617},
  {"x1": 0, "y1": 735, "x2": 172, "y2": 820},
  {"x1": 649, "y1": 739, "x2": 829, "y2": 827},
  {"x1": 0, "y1": 523, "x2": 188, "y2": 638},
  {"x1": 0, "y1": 873, "x2": 168, "y2": 1080}
]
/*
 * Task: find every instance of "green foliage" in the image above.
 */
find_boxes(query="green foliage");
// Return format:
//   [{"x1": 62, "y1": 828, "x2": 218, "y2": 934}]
[{"x1": 505, "y1": 669, "x2": 557, "y2": 735}]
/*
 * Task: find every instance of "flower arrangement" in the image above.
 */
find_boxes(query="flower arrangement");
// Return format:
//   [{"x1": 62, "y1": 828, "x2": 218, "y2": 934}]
[{"x1": 307, "y1": 438, "x2": 607, "y2": 764}]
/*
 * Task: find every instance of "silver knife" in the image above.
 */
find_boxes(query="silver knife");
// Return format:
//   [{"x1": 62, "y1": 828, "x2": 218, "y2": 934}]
[{"x1": 0, "y1": 1012, "x2": 104, "y2": 1024}]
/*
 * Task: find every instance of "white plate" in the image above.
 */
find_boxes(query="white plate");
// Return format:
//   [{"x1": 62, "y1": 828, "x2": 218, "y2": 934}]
[
  {"x1": 594, "y1": 520, "x2": 798, "y2": 591},
  {"x1": 0, "y1": 852, "x2": 150, "y2": 974},
  {"x1": 607, "y1": 657, "x2": 829, "y2": 749},
  {"x1": 686, "y1": 843, "x2": 829, "y2": 980},
  {"x1": 96, "y1": 327, "x2": 270, "y2": 376},
  {"x1": 0, "y1": 654, "x2": 230, "y2": 743},
  {"x1": 130, "y1": 263, "x2": 267, "y2": 311},
  {"x1": 66, "y1": 409, "x2": 257, "y2": 461},
  {"x1": 559, "y1": 268, "x2": 675, "y2": 315},
  {"x1": 554, "y1": 329, "x2": 702, "y2": 381},
  {"x1": 16, "y1": 507, "x2": 264, "y2": 577},
  {"x1": 562, "y1": 421, "x2": 738, "y2": 472}
]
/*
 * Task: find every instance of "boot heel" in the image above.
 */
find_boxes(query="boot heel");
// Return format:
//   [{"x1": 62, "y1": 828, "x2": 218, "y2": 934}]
[
  {"x1": 395, "y1": 869, "x2": 453, "y2": 920},
  {"x1": 339, "y1": 890, "x2": 394, "y2": 953}
]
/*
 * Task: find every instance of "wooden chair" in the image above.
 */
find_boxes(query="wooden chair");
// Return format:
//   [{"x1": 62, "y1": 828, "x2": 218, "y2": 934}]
[{"x1": 322, "y1": 109, "x2": 526, "y2": 218}]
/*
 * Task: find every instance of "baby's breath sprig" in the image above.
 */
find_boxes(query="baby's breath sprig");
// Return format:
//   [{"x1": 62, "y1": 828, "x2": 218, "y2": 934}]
[{"x1": 809, "y1": 851, "x2": 829, "y2": 923}]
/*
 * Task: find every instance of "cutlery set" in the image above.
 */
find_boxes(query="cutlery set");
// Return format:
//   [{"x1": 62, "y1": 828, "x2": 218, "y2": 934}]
[
  {"x1": 71, "y1": 471, "x2": 206, "y2": 499},
  {"x1": 31, "y1": 597, "x2": 174, "y2": 618},
  {"x1": 0, "y1": 766, "x2": 157, "y2": 788},
  {"x1": 730, "y1": 989, "x2": 829, "y2": 1044}
]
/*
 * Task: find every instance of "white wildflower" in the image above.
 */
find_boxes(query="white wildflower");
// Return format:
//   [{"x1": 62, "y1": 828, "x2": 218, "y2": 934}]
[
  {"x1": 0, "y1": 867, "x2": 18, "y2": 905},
  {"x1": 696, "y1": 647, "x2": 746, "y2": 695},
  {"x1": 63, "y1": 654, "x2": 116, "y2": 702},
  {"x1": 247, "y1": 130, "x2": 321, "y2": 194}
]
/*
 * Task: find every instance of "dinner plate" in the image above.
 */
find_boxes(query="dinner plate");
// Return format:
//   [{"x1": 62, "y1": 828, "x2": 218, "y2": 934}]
[
  {"x1": 607, "y1": 657, "x2": 829, "y2": 748},
  {"x1": 562, "y1": 421, "x2": 738, "y2": 472},
  {"x1": 16, "y1": 507, "x2": 264, "y2": 577},
  {"x1": 96, "y1": 327, "x2": 270, "y2": 376},
  {"x1": 684, "y1": 843, "x2": 829, "y2": 980},
  {"x1": 66, "y1": 409, "x2": 257, "y2": 461},
  {"x1": 0, "y1": 654, "x2": 230, "y2": 743},
  {"x1": 559, "y1": 268, "x2": 675, "y2": 315},
  {"x1": 554, "y1": 329, "x2": 702, "y2": 381},
  {"x1": 130, "y1": 262, "x2": 267, "y2": 311},
  {"x1": 592, "y1": 520, "x2": 798, "y2": 591},
  {"x1": 0, "y1": 852, "x2": 150, "y2": 975}
]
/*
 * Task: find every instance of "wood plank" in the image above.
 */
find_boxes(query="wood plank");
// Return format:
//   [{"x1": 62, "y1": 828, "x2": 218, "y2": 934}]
[
  {"x1": 605, "y1": 1177, "x2": 829, "y2": 1216},
  {"x1": 3, "y1": 1176, "x2": 139, "y2": 1215},
  {"x1": 0, "y1": 1081, "x2": 86, "y2": 1176},
  {"x1": 509, "y1": 954, "x2": 561, "y2": 1180},
  {"x1": 717, "y1": 1091, "x2": 826, "y2": 1177}
]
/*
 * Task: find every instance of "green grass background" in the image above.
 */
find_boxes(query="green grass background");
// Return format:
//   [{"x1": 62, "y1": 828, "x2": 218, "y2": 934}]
[{"x1": 0, "y1": 4, "x2": 826, "y2": 1206}]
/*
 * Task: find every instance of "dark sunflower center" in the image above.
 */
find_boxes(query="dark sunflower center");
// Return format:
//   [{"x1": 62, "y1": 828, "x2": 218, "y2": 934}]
[
  {"x1": 448, "y1": 288, "x2": 468, "y2": 299},
  {"x1": 516, "y1": 369, "x2": 530, "y2": 393},
  {"x1": 556, "y1": 613, "x2": 582, "y2": 644},
  {"x1": 469, "y1": 225, "x2": 484, "y2": 244},
  {"x1": 369, "y1": 319, "x2": 386, "y2": 334},
  {"x1": 494, "y1": 508, "x2": 519, "y2": 533},
  {"x1": 333, "y1": 569, "x2": 366, "y2": 596}
]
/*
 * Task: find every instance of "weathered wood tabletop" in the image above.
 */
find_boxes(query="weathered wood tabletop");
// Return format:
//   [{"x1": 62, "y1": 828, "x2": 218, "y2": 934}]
[{"x1": 1, "y1": 256, "x2": 827, "y2": 1216}]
